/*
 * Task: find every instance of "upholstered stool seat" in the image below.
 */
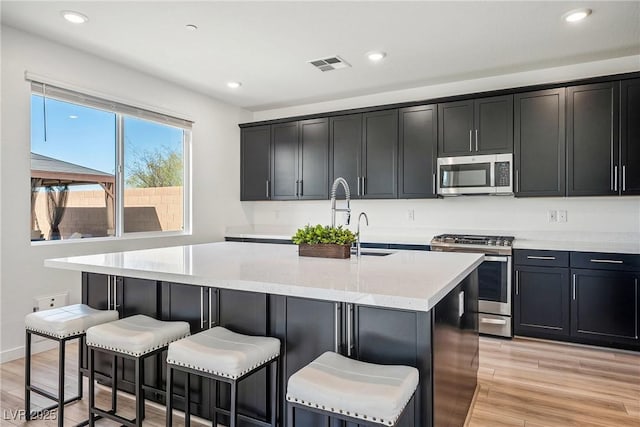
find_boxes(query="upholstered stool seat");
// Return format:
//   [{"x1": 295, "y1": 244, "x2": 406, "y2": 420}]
[
  {"x1": 286, "y1": 351, "x2": 419, "y2": 426},
  {"x1": 86, "y1": 314, "x2": 190, "y2": 357},
  {"x1": 24, "y1": 304, "x2": 118, "y2": 427},
  {"x1": 166, "y1": 326, "x2": 281, "y2": 427},
  {"x1": 25, "y1": 304, "x2": 118, "y2": 338},
  {"x1": 85, "y1": 314, "x2": 190, "y2": 427},
  {"x1": 167, "y1": 326, "x2": 280, "y2": 379}
]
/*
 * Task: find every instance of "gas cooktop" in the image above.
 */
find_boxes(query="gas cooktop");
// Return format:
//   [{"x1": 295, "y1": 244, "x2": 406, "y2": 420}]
[{"x1": 430, "y1": 234, "x2": 515, "y2": 255}]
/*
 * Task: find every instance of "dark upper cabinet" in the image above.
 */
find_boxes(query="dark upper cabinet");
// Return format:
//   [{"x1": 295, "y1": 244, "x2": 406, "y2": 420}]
[
  {"x1": 514, "y1": 265, "x2": 570, "y2": 337},
  {"x1": 514, "y1": 89, "x2": 566, "y2": 197},
  {"x1": 567, "y1": 82, "x2": 620, "y2": 196},
  {"x1": 570, "y1": 269, "x2": 639, "y2": 345},
  {"x1": 362, "y1": 110, "x2": 398, "y2": 199},
  {"x1": 299, "y1": 118, "x2": 329, "y2": 200},
  {"x1": 398, "y1": 105, "x2": 437, "y2": 198},
  {"x1": 329, "y1": 114, "x2": 362, "y2": 198},
  {"x1": 241, "y1": 125, "x2": 271, "y2": 200},
  {"x1": 438, "y1": 95, "x2": 513, "y2": 156},
  {"x1": 621, "y1": 78, "x2": 640, "y2": 195},
  {"x1": 271, "y1": 122, "x2": 299, "y2": 200}
]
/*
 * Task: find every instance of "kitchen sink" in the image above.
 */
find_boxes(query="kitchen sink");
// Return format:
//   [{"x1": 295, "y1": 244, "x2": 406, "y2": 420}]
[{"x1": 351, "y1": 250, "x2": 394, "y2": 257}]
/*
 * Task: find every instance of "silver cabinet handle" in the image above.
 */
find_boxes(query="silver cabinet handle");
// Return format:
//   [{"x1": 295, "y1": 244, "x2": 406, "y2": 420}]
[
  {"x1": 357, "y1": 176, "x2": 361, "y2": 196},
  {"x1": 347, "y1": 303, "x2": 353, "y2": 357},
  {"x1": 614, "y1": 166, "x2": 618, "y2": 192},
  {"x1": 590, "y1": 259, "x2": 623, "y2": 264},
  {"x1": 107, "y1": 275, "x2": 112, "y2": 310},
  {"x1": 515, "y1": 169, "x2": 519, "y2": 192},
  {"x1": 635, "y1": 278, "x2": 638, "y2": 339},
  {"x1": 200, "y1": 287, "x2": 205, "y2": 329},
  {"x1": 295, "y1": 180, "x2": 298, "y2": 197},
  {"x1": 432, "y1": 173, "x2": 436, "y2": 194},
  {"x1": 209, "y1": 288, "x2": 214, "y2": 328},
  {"x1": 265, "y1": 180, "x2": 270, "y2": 199},
  {"x1": 527, "y1": 256, "x2": 556, "y2": 260},
  {"x1": 334, "y1": 303, "x2": 340, "y2": 353},
  {"x1": 299, "y1": 179, "x2": 303, "y2": 197},
  {"x1": 361, "y1": 176, "x2": 366, "y2": 196},
  {"x1": 481, "y1": 318, "x2": 507, "y2": 325},
  {"x1": 475, "y1": 129, "x2": 478, "y2": 151},
  {"x1": 515, "y1": 270, "x2": 519, "y2": 295},
  {"x1": 113, "y1": 277, "x2": 118, "y2": 310},
  {"x1": 469, "y1": 130, "x2": 472, "y2": 152},
  {"x1": 623, "y1": 165, "x2": 627, "y2": 192},
  {"x1": 572, "y1": 274, "x2": 576, "y2": 300}
]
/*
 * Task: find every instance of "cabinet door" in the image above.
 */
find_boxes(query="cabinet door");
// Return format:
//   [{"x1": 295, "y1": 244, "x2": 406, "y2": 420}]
[
  {"x1": 514, "y1": 266, "x2": 570, "y2": 337},
  {"x1": 362, "y1": 110, "x2": 398, "y2": 199},
  {"x1": 514, "y1": 89, "x2": 565, "y2": 197},
  {"x1": 329, "y1": 114, "x2": 362, "y2": 198},
  {"x1": 474, "y1": 95, "x2": 513, "y2": 154},
  {"x1": 271, "y1": 122, "x2": 299, "y2": 200},
  {"x1": 241, "y1": 125, "x2": 271, "y2": 200},
  {"x1": 280, "y1": 297, "x2": 342, "y2": 427},
  {"x1": 398, "y1": 105, "x2": 437, "y2": 198},
  {"x1": 571, "y1": 269, "x2": 639, "y2": 345},
  {"x1": 299, "y1": 118, "x2": 329, "y2": 200},
  {"x1": 160, "y1": 283, "x2": 211, "y2": 419},
  {"x1": 567, "y1": 82, "x2": 620, "y2": 196},
  {"x1": 621, "y1": 78, "x2": 640, "y2": 195},
  {"x1": 82, "y1": 272, "x2": 110, "y2": 310},
  {"x1": 438, "y1": 100, "x2": 474, "y2": 156}
]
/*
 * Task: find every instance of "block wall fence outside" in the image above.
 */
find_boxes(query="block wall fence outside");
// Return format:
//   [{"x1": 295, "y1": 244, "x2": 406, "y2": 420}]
[{"x1": 32, "y1": 186, "x2": 183, "y2": 239}]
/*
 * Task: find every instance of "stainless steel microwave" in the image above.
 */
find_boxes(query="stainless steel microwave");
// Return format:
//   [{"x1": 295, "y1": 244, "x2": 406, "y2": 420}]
[{"x1": 437, "y1": 153, "x2": 513, "y2": 196}]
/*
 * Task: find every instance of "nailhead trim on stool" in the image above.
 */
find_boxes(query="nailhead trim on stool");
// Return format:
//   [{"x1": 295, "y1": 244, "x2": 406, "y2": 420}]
[
  {"x1": 286, "y1": 351, "x2": 419, "y2": 426},
  {"x1": 25, "y1": 304, "x2": 118, "y2": 339}
]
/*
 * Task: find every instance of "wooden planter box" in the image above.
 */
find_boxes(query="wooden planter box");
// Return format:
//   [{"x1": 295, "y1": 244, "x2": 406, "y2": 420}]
[{"x1": 298, "y1": 243, "x2": 351, "y2": 259}]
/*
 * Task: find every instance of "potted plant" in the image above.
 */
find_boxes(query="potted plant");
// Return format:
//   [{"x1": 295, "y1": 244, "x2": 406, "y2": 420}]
[{"x1": 292, "y1": 224, "x2": 356, "y2": 259}]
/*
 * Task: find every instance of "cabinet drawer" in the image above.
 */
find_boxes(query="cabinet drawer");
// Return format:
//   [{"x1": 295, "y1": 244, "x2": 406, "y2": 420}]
[
  {"x1": 515, "y1": 250, "x2": 569, "y2": 267},
  {"x1": 571, "y1": 252, "x2": 640, "y2": 271}
]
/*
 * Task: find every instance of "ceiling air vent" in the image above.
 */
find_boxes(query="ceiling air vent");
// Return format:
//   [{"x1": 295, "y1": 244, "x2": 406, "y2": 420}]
[{"x1": 308, "y1": 56, "x2": 351, "y2": 72}]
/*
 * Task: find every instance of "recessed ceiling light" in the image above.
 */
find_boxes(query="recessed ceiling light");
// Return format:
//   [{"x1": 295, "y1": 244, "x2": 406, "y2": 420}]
[
  {"x1": 227, "y1": 81, "x2": 242, "y2": 89},
  {"x1": 186, "y1": 24, "x2": 198, "y2": 31},
  {"x1": 61, "y1": 10, "x2": 89, "y2": 24},
  {"x1": 367, "y1": 51, "x2": 387, "y2": 62},
  {"x1": 69, "y1": 115, "x2": 78, "y2": 119},
  {"x1": 564, "y1": 8, "x2": 592, "y2": 23}
]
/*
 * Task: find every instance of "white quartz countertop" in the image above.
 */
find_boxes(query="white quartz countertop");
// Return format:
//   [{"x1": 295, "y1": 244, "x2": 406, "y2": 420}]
[{"x1": 45, "y1": 242, "x2": 483, "y2": 312}]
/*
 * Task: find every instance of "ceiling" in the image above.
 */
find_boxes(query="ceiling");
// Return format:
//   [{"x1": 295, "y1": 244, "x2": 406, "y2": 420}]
[{"x1": 2, "y1": 1, "x2": 639, "y2": 111}]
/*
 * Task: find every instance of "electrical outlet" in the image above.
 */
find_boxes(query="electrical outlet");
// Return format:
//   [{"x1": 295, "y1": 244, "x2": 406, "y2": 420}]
[
  {"x1": 548, "y1": 210, "x2": 557, "y2": 222},
  {"x1": 557, "y1": 210, "x2": 567, "y2": 223},
  {"x1": 408, "y1": 209, "x2": 415, "y2": 221},
  {"x1": 33, "y1": 292, "x2": 69, "y2": 312}
]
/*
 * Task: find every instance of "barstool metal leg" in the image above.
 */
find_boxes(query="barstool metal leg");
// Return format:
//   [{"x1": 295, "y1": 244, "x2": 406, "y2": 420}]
[
  {"x1": 287, "y1": 403, "x2": 294, "y2": 427},
  {"x1": 88, "y1": 348, "x2": 95, "y2": 427},
  {"x1": 185, "y1": 372, "x2": 191, "y2": 426},
  {"x1": 270, "y1": 360, "x2": 278, "y2": 427},
  {"x1": 166, "y1": 365, "x2": 174, "y2": 427},
  {"x1": 77, "y1": 336, "x2": 83, "y2": 400},
  {"x1": 58, "y1": 339, "x2": 66, "y2": 427},
  {"x1": 135, "y1": 357, "x2": 144, "y2": 427},
  {"x1": 24, "y1": 330, "x2": 32, "y2": 420},
  {"x1": 230, "y1": 381, "x2": 237, "y2": 427},
  {"x1": 111, "y1": 355, "x2": 117, "y2": 412},
  {"x1": 211, "y1": 379, "x2": 217, "y2": 427}
]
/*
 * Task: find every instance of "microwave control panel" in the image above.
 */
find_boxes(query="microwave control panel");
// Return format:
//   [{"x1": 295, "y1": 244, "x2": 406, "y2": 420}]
[{"x1": 495, "y1": 162, "x2": 511, "y2": 187}]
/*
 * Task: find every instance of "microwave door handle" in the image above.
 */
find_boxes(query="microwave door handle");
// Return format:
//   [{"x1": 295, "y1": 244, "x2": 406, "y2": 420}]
[{"x1": 484, "y1": 256, "x2": 509, "y2": 262}]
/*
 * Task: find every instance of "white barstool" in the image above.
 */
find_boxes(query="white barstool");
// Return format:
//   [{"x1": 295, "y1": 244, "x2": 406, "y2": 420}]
[
  {"x1": 166, "y1": 326, "x2": 281, "y2": 427},
  {"x1": 85, "y1": 314, "x2": 190, "y2": 427},
  {"x1": 24, "y1": 303, "x2": 118, "y2": 427},
  {"x1": 286, "y1": 352, "x2": 419, "y2": 427}
]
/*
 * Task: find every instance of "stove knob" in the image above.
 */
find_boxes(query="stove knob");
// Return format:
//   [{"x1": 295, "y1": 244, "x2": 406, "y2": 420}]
[{"x1": 496, "y1": 239, "x2": 502, "y2": 246}]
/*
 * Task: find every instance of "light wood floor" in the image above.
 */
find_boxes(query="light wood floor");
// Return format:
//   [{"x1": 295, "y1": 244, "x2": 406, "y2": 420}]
[{"x1": 1, "y1": 338, "x2": 638, "y2": 426}]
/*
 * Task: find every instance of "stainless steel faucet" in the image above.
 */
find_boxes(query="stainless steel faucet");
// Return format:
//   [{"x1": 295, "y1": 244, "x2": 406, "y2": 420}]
[
  {"x1": 330, "y1": 177, "x2": 351, "y2": 227},
  {"x1": 356, "y1": 212, "x2": 369, "y2": 257}
]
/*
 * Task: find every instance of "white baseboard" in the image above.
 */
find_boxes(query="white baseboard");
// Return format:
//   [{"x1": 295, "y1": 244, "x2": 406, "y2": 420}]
[{"x1": 0, "y1": 340, "x2": 58, "y2": 363}]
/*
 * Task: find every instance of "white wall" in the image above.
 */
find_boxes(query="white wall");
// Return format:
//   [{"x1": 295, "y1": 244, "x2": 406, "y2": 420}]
[
  {"x1": 0, "y1": 26, "x2": 252, "y2": 361},
  {"x1": 243, "y1": 55, "x2": 640, "y2": 243}
]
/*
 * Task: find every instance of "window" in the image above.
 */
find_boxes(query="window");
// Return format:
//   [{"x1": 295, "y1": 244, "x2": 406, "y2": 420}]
[{"x1": 30, "y1": 81, "x2": 191, "y2": 242}]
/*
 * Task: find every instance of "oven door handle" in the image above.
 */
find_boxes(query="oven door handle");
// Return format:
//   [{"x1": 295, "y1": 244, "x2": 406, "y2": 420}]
[
  {"x1": 480, "y1": 317, "x2": 508, "y2": 325},
  {"x1": 484, "y1": 255, "x2": 509, "y2": 262}
]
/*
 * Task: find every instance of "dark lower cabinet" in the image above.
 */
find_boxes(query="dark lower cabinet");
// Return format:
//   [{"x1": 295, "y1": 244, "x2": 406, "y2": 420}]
[
  {"x1": 621, "y1": 78, "x2": 640, "y2": 195},
  {"x1": 567, "y1": 82, "x2": 620, "y2": 196},
  {"x1": 398, "y1": 105, "x2": 437, "y2": 198},
  {"x1": 514, "y1": 88, "x2": 566, "y2": 197},
  {"x1": 571, "y1": 269, "x2": 639, "y2": 346},
  {"x1": 514, "y1": 266, "x2": 570, "y2": 337}
]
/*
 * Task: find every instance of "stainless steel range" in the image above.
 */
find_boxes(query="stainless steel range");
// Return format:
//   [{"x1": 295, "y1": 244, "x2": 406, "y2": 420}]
[{"x1": 431, "y1": 234, "x2": 515, "y2": 338}]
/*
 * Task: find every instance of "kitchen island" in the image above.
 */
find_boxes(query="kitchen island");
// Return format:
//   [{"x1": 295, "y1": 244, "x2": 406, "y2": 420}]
[{"x1": 46, "y1": 242, "x2": 483, "y2": 427}]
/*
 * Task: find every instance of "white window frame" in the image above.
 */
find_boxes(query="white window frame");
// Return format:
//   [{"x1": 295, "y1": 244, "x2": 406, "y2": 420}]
[{"x1": 29, "y1": 78, "x2": 192, "y2": 242}]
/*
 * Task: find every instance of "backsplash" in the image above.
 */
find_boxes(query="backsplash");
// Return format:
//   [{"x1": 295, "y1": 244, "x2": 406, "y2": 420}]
[{"x1": 238, "y1": 196, "x2": 640, "y2": 242}]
